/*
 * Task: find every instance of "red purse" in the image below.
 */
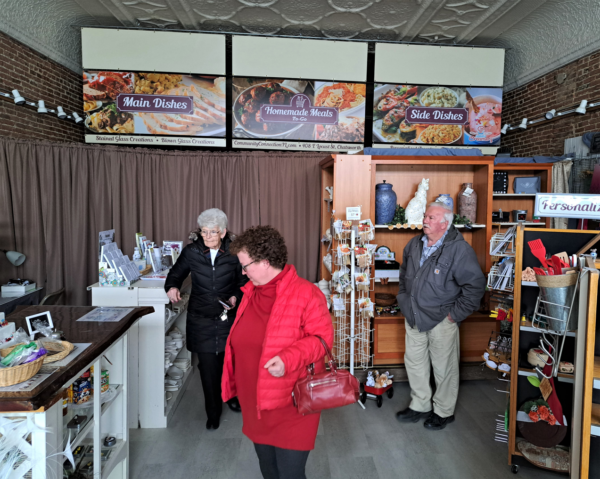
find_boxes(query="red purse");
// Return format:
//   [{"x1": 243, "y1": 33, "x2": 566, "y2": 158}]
[{"x1": 292, "y1": 336, "x2": 360, "y2": 415}]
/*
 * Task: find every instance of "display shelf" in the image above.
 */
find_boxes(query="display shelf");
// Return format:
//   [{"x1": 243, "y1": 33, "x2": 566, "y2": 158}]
[
  {"x1": 492, "y1": 222, "x2": 545, "y2": 226},
  {"x1": 518, "y1": 367, "x2": 574, "y2": 384},
  {"x1": 375, "y1": 224, "x2": 486, "y2": 230},
  {"x1": 521, "y1": 281, "x2": 538, "y2": 287},
  {"x1": 594, "y1": 357, "x2": 600, "y2": 390},
  {"x1": 374, "y1": 278, "x2": 399, "y2": 283},
  {"x1": 591, "y1": 404, "x2": 600, "y2": 436},
  {"x1": 100, "y1": 385, "x2": 123, "y2": 416},
  {"x1": 67, "y1": 416, "x2": 95, "y2": 451},
  {"x1": 165, "y1": 309, "x2": 183, "y2": 333},
  {"x1": 493, "y1": 194, "x2": 537, "y2": 197},
  {"x1": 101, "y1": 439, "x2": 126, "y2": 479},
  {"x1": 165, "y1": 366, "x2": 193, "y2": 421},
  {"x1": 519, "y1": 320, "x2": 576, "y2": 337},
  {"x1": 68, "y1": 385, "x2": 122, "y2": 413}
]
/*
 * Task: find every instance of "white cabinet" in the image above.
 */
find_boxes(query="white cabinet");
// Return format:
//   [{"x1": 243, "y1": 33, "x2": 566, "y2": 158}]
[
  {"x1": 89, "y1": 278, "x2": 192, "y2": 428},
  {"x1": 1, "y1": 331, "x2": 132, "y2": 479}
]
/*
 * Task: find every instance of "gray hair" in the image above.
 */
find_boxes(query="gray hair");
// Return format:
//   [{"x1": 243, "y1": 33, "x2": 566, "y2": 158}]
[
  {"x1": 197, "y1": 208, "x2": 228, "y2": 230},
  {"x1": 427, "y1": 202, "x2": 453, "y2": 230}
]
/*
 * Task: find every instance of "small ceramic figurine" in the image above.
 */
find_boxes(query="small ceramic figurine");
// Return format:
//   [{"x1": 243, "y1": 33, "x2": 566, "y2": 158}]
[{"x1": 405, "y1": 178, "x2": 429, "y2": 225}]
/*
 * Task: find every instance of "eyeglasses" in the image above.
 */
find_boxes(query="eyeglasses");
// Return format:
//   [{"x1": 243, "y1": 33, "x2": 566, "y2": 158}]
[
  {"x1": 200, "y1": 229, "x2": 221, "y2": 237},
  {"x1": 241, "y1": 260, "x2": 257, "y2": 272}
]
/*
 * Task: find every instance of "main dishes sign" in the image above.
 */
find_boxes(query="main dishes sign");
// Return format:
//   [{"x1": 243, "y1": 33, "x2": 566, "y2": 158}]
[
  {"x1": 232, "y1": 78, "x2": 366, "y2": 144},
  {"x1": 372, "y1": 84, "x2": 503, "y2": 146},
  {"x1": 83, "y1": 71, "x2": 226, "y2": 145}
]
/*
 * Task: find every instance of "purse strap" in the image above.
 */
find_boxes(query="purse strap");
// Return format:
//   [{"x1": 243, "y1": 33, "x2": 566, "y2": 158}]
[{"x1": 310, "y1": 336, "x2": 338, "y2": 374}]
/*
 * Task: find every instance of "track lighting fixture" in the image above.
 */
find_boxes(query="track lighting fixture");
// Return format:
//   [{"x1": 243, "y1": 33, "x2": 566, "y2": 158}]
[
  {"x1": 518, "y1": 118, "x2": 527, "y2": 130},
  {"x1": 37, "y1": 100, "x2": 47, "y2": 113},
  {"x1": 12, "y1": 89, "x2": 25, "y2": 105},
  {"x1": 56, "y1": 106, "x2": 67, "y2": 119},
  {"x1": 545, "y1": 109, "x2": 555, "y2": 120},
  {"x1": 72, "y1": 112, "x2": 83, "y2": 124},
  {"x1": 501, "y1": 124, "x2": 509, "y2": 135},
  {"x1": 576, "y1": 100, "x2": 587, "y2": 114}
]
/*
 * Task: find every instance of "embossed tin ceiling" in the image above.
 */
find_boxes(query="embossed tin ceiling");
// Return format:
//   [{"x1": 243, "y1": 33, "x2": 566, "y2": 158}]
[{"x1": 1, "y1": 0, "x2": 600, "y2": 91}]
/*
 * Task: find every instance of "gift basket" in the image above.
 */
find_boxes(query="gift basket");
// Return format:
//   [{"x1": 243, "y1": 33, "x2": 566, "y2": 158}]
[{"x1": 0, "y1": 335, "x2": 47, "y2": 387}]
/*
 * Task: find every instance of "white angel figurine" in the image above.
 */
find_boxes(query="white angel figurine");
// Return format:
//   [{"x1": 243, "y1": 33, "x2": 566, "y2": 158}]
[{"x1": 405, "y1": 178, "x2": 430, "y2": 225}]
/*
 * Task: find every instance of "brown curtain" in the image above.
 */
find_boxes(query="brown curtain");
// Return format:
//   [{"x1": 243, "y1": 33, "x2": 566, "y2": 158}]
[
  {"x1": 257, "y1": 153, "x2": 322, "y2": 281},
  {"x1": 0, "y1": 138, "x2": 324, "y2": 305}
]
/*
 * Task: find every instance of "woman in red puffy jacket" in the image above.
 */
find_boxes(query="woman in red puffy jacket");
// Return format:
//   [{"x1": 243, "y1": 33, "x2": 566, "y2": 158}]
[{"x1": 222, "y1": 225, "x2": 333, "y2": 479}]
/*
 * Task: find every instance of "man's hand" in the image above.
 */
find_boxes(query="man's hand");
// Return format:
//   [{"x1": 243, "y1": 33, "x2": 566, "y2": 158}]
[
  {"x1": 167, "y1": 288, "x2": 181, "y2": 303},
  {"x1": 447, "y1": 313, "x2": 455, "y2": 323},
  {"x1": 264, "y1": 356, "x2": 285, "y2": 377}
]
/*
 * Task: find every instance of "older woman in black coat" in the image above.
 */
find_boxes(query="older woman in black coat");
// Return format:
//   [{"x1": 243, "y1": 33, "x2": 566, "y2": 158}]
[{"x1": 165, "y1": 208, "x2": 247, "y2": 430}]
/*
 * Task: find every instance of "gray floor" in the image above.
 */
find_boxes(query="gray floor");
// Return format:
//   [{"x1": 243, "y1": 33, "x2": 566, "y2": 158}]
[{"x1": 130, "y1": 373, "x2": 561, "y2": 479}]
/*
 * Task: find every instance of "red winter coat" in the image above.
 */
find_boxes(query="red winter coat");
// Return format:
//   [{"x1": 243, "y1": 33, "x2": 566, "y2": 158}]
[{"x1": 221, "y1": 265, "x2": 334, "y2": 415}]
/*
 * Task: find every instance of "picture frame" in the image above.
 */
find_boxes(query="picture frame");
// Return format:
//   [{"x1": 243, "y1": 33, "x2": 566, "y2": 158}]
[{"x1": 25, "y1": 311, "x2": 54, "y2": 338}]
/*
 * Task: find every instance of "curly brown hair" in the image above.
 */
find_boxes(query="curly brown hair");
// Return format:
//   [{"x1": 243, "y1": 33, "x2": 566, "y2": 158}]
[{"x1": 230, "y1": 225, "x2": 288, "y2": 270}]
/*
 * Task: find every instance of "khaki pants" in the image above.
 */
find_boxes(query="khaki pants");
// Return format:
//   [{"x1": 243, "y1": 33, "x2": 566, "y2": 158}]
[{"x1": 404, "y1": 317, "x2": 460, "y2": 418}]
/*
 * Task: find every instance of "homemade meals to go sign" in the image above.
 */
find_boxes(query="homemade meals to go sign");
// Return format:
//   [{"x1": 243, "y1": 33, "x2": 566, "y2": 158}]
[
  {"x1": 83, "y1": 71, "x2": 226, "y2": 140},
  {"x1": 232, "y1": 78, "x2": 366, "y2": 144},
  {"x1": 372, "y1": 84, "x2": 503, "y2": 146}
]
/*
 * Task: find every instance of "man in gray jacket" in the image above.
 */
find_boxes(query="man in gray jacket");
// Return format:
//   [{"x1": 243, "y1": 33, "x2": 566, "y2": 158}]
[{"x1": 395, "y1": 202, "x2": 485, "y2": 430}]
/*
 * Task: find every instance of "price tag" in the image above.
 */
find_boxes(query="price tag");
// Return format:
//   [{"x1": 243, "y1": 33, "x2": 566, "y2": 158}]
[
  {"x1": 463, "y1": 187, "x2": 474, "y2": 196},
  {"x1": 346, "y1": 206, "x2": 361, "y2": 220},
  {"x1": 540, "y1": 377, "x2": 552, "y2": 401}
]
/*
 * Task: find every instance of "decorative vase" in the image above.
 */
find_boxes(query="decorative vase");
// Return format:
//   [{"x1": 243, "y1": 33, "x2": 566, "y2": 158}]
[
  {"x1": 458, "y1": 183, "x2": 477, "y2": 222},
  {"x1": 435, "y1": 194, "x2": 454, "y2": 212},
  {"x1": 375, "y1": 180, "x2": 397, "y2": 224}
]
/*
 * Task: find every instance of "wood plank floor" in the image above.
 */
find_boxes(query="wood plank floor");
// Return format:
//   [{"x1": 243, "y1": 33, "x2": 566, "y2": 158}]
[{"x1": 130, "y1": 372, "x2": 559, "y2": 478}]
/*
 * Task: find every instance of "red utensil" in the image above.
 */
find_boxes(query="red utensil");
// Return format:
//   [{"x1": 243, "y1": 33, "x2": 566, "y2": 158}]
[
  {"x1": 533, "y1": 267, "x2": 546, "y2": 276},
  {"x1": 551, "y1": 256, "x2": 564, "y2": 275},
  {"x1": 528, "y1": 239, "x2": 549, "y2": 268},
  {"x1": 547, "y1": 267, "x2": 555, "y2": 276}
]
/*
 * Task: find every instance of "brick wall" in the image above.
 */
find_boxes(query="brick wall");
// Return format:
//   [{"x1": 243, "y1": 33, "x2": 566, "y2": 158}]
[
  {"x1": 502, "y1": 50, "x2": 600, "y2": 157},
  {"x1": 0, "y1": 32, "x2": 83, "y2": 143}
]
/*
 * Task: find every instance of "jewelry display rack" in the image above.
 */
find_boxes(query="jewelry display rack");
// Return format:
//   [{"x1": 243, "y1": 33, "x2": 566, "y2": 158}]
[{"x1": 330, "y1": 222, "x2": 373, "y2": 374}]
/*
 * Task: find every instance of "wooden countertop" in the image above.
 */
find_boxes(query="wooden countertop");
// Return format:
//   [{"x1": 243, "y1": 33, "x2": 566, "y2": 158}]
[{"x1": 0, "y1": 305, "x2": 153, "y2": 412}]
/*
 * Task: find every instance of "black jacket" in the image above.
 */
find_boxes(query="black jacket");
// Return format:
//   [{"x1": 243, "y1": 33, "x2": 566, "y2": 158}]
[
  {"x1": 396, "y1": 226, "x2": 486, "y2": 333},
  {"x1": 164, "y1": 233, "x2": 247, "y2": 353}
]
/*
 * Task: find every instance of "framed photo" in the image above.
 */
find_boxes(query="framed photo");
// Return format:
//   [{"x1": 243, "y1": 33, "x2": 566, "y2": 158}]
[{"x1": 25, "y1": 311, "x2": 54, "y2": 338}]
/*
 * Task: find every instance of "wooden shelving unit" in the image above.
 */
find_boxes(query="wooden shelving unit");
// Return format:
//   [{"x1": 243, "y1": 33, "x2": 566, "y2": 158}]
[
  {"x1": 492, "y1": 163, "x2": 553, "y2": 229},
  {"x1": 319, "y1": 154, "x2": 498, "y2": 367}
]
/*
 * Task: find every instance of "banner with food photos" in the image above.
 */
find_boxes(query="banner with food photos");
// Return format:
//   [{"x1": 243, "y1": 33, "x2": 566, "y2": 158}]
[
  {"x1": 372, "y1": 84, "x2": 503, "y2": 146},
  {"x1": 232, "y1": 78, "x2": 366, "y2": 144},
  {"x1": 83, "y1": 71, "x2": 226, "y2": 145}
]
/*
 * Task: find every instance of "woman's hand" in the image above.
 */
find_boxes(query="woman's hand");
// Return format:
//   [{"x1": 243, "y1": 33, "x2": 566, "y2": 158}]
[
  {"x1": 167, "y1": 288, "x2": 181, "y2": 303},
  {"x1": 228, "y1": 296, "x2": 237, "y2": 308},
  {"x1": 264, "y1": 356, "x2": 285, "y2": 377}
]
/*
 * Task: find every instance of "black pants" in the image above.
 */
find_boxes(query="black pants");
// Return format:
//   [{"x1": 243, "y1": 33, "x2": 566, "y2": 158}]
[
  {"x1": 253, "y1": 443, "x2": 310, "y2": 479},
  {"x1": 197, "y1": 352, "x2": 225, "y2": 422}
]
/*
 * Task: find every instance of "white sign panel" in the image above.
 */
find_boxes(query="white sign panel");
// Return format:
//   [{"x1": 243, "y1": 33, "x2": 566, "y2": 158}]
[
  {"x1": 86, "y1": 135, "x2": 226, "y2": 147},
  {"x1": 346, "y1": 207, "x2": 361, "y2": 220},
  {"x1": 374, "y1": 43, "x2": 504, "y2": 87},
  {"x1": 232, "y1": 139, "x2": 363, "y2": 152},
  {"x1": 534, "y1": 193, "x2": 600, "y2": 219},
  {"x1": 82, "y1": 28, "x2": 225, "y2": 74}
]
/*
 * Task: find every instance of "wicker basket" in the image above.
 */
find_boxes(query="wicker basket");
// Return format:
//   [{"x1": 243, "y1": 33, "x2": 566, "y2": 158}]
[
  {"x1": 1, "y1": 341, "x2": 74, "y2": 364},
  {"x1": 375, "y1": 293, "x2": 397, "y2": 307},
  {"x1": 0, "y1": 355, "x2": 45, "y2": 387}
]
